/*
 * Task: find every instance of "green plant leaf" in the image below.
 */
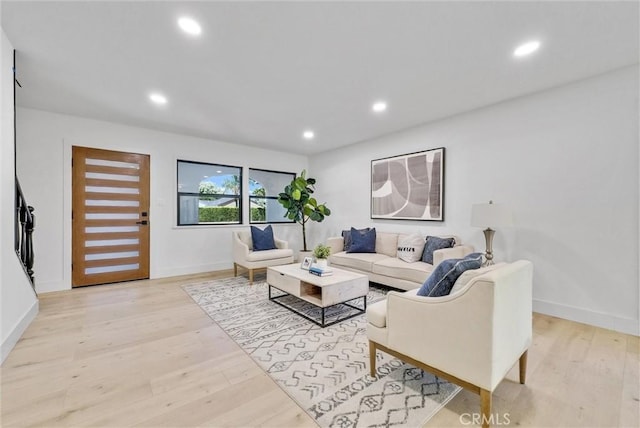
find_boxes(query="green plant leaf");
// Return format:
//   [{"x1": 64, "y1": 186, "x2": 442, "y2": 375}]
[
  {"x1": 309, "y1": 211, "x2": 322, "y2": 222},
  {"x1": 313, "y1": 244, "x2": 331, "y2": 258}
]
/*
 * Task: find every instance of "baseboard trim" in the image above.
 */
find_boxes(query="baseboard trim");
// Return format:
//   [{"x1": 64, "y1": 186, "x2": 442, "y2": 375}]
[
  {"x1": 153, "y1": 262, "x2": 230, "y2": 279},
  {"x1": 533, "y1": 298, "x2": 639, "y2": 336},
  {"x1": 35, "y1": 280, "x2": 68, "y2": 294},
  {"x1": 1, "y1": 299, "x2": 39, "y2": 364},
  {"x1": 35, "y1": 263, "x2": 234, "y2": 294}
]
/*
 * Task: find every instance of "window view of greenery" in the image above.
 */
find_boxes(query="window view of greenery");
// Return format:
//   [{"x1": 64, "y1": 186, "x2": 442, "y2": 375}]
[
  {"x1": 249, "y1": 180, "x2": 266, "y2": 222},
  {"x1": 177, "y1": 160, "x2": 242, "y2": 225},
  {"x1": 249, "y1": 169, "x2": 295, "y2": 224}
]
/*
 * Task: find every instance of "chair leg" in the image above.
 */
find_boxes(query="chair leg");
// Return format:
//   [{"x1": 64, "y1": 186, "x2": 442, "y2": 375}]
[
  {"x1": 480, "y1": 389, "x2": 492, "y2": 428},
  {"x1": 519, "y1": 350, "x2": 528, "y2": 384},
  {"x1": 249, "y1": 269, "x2": 254, "y2": 284},
  {"x1": 233, "y1": 263, "x2": 238, "y2": 277},
  {"x1": 369, "y1": 341, "x2": 377, "y2": 377}
]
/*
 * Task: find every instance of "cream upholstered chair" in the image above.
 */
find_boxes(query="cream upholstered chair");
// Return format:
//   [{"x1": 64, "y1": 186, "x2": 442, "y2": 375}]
[
  {"x1": 367, "y1": 260, "x2": 533, "y2": 428},
  {"x1": 232, "y1": 230, "x2": 294, "y2": 283}
]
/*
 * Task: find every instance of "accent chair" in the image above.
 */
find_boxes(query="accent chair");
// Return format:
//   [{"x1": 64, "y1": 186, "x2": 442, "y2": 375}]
[
  {"x1": 231, "y1": 230, "x2": 294, "y2": 283},
  {"x1": 366, "y1": 260, "x2": 533, "y2": 428}
]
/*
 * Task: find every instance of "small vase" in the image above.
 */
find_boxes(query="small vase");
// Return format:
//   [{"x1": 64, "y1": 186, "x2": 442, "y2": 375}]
[{"x1": 315, "y1": 258, "x2": 328, "y2": 268}]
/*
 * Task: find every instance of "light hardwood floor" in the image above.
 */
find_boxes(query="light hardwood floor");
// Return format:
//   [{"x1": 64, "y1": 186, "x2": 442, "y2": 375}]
[{"x1": 1, "y1": 271, "x2": 638, "y2": 427}]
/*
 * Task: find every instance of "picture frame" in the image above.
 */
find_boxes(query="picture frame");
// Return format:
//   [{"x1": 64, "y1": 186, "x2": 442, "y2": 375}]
[
  {"x1": 371, "y1": 147, "x2": 445, "y2": 221},
  {"x1": 301, "y1": 256, "x2": 313, "y2": 270}
]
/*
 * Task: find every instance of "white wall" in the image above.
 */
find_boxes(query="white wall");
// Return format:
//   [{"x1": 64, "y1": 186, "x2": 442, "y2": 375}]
[
  {"x1": 16, "y1": 108, "x2": 307, "y2": 293},
  {"x1": 309, "y1": 66, "x2": 639, "y2": 336},
  {"x1": 1, "y1": 29, "x2": 39, "y2": 363}
]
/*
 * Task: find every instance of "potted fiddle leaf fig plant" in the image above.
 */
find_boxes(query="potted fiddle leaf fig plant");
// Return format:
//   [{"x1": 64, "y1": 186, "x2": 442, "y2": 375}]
[{"x1": 277, "y1": 170, "x2": 331, "y2": 252}]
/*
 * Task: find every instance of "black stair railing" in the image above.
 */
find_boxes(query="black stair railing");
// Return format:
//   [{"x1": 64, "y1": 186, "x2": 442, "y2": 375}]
[{"x1": 15, "y1": 178, "x2": 35, "y2": 288}]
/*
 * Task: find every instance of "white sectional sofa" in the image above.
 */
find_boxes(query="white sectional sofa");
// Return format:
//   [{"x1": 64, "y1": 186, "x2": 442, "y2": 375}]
[{"x1": 326, "y1": 232, "x2": 474, "y2": 290}]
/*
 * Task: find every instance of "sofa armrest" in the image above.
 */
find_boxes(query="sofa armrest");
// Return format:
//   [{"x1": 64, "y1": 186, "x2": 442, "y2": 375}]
[
  {"x1": 274, "y1": 238, "x2": 289, "y2": 249},
  {"x1": 327, "y1": 237, "x2": 344, "y2": 256},
  {"x1": 385, "y1": 286, "x2": 493, "y2": 384},
  {"x1": 232, "y1": 232, "x2": 250, "y2": 262},
  {"x1": 432, "y1": 245, "x2": 474, "y2": 267}
]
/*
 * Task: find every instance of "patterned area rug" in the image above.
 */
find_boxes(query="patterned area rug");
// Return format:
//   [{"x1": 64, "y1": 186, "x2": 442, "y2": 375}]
[{"x1": 183, "y1": 275, "x2": 460, "y2": 427}]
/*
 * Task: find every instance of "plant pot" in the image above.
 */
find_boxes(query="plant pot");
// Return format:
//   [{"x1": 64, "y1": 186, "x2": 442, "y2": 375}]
[
  {"x1": 298, "y1": 250, "x2": 313, "y2": 262},
  {"x1": 315, "y1": 258, "x2": 328, "y2": 268}
]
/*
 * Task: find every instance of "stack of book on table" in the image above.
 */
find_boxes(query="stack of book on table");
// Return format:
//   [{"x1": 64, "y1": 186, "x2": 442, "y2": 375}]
[{"x1": 309, "y1": 264, "x2": 334, "y2": 276}]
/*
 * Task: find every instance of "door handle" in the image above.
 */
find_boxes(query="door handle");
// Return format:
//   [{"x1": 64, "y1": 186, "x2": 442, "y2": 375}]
[{"x1": 136, "y1": 220, "x2": 148, "y2": 225}]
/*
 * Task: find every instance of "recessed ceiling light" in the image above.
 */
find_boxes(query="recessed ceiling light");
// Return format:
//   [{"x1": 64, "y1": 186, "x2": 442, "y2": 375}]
[
  {"x1": 216, "y1": 170, "x2": 222, "y2": 173},
  {"x1": 178, "y1": 17, "x2": 202, "y2": 36},
  {"x1": 149, "y1": 93, "x2": 168, "y2": 105},
  {"x1": 513, "y1": 40, "x2": 541, "y2": 58},
  {"x1": 303, "y1": 130, "x2": 315, "y2": 140},
  {"x1": 372, "y1": 101, "x2": 387, "y2": 113}
]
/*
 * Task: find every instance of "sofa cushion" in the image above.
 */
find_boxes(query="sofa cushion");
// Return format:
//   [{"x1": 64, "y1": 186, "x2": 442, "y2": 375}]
[
  {"x1": 421, "y1": 236, "x2": 455, "y2": 264},
  {"x1": 251, "y1": 225, "x2": 276, "y2": 251},
  {"x1": 246, "y1": 248, "x2": 294, "y2": 262},
  {"x1": 342, "y1": 228, "x2": 370, "y2": 251},
  {"x1": 417, "y1": 253, "x2": 483, "y2": 297},
  {"x1": 376, "y1": 232, "x2": 399, "y2": 257},
  {"x1": 366, "y1": 300, "x2": 387, "y2": 328},
  {"x1": 330, "y1": 251, "x2": 389, "y2": 272},
  {"x1": 450, "y1": 262, "x2": 506, "y2": 294},
  {"x1": 348, "y1": 227, "x2": 376, "y2": 253},
  {"x1": 372, "y1": 257, "x2": 433, "y2": 284},
  {"x1": 397, "y1": 234, "x2": 426, "y2": 263}
]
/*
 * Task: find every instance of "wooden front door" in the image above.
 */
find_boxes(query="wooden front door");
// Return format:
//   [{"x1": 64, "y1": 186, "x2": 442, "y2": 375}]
[{"x1": 72, "y1": 146, "x2": 150, "y2": 287}]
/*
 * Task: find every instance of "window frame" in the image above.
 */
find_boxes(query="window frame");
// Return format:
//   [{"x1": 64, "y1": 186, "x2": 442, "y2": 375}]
[
  {"x1": 248, "y1": 167, "x2": 296, "y2": 224},
  {"x1": 176, "y1": 159, "x2": 243, "y2": 226}
]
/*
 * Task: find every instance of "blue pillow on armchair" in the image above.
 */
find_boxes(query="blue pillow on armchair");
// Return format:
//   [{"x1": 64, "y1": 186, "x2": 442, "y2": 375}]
[
  {"x1": 347, "y1": 227, "x2": 376, "y2": 253},
  {"x1": 251, "y1": 225, "x2": 277, "y2": 251},
  {"x1": 417, "y1": 253, "x2": 483, "y2": 297}
]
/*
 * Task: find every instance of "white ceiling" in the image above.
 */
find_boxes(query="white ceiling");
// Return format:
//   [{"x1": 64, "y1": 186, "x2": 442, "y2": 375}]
[{"x1": 2, "y1": 1, "x2": 638, "y2": 155}]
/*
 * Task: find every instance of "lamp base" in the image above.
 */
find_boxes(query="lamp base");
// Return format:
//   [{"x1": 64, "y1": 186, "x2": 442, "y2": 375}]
[{"x1": 482, "y1": 228, "x2": 495, "y2": 267}]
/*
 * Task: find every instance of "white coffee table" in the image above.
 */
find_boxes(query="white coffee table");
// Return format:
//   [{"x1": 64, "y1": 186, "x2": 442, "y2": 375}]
[{"x1": 267, "y1": 263, "x2": 369, "y2": 327}]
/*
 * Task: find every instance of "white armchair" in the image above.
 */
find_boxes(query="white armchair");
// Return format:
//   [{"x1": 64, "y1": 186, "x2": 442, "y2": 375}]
[
  {"x1": 232, "y1": 230, "x2": 294, "y2": 284},
  {"x1": 367, "y1": 260, "x2": 533, "y2": 428}
]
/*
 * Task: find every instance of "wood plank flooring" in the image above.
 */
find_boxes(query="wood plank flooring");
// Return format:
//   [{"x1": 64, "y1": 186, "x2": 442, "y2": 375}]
[{"x1": 1, "y1": 271, "x2": 638, "y2": 427}]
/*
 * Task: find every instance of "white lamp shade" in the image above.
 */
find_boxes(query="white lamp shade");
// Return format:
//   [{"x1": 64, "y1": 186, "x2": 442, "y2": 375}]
[{"x1": 471, "y1": 202, "x2": 513, "y2": 228}]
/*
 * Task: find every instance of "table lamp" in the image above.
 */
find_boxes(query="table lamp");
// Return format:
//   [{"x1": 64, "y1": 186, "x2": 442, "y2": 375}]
[{"x1": 471, "y1": 200, "x2": 513, "y2": 266}]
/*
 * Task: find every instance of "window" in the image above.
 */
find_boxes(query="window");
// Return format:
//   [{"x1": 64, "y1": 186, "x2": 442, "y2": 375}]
[
  {"x1": 248, "y1": 168, "x2": 295, "y2": 224},
  {"x1": 177, "y1": 160, "x2": 242, "y2": 225}
]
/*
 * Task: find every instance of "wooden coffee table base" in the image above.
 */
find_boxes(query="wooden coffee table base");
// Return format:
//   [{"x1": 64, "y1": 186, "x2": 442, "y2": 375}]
[{"x1": 268, "y1": 284, "x2": 367, "y2": 327}]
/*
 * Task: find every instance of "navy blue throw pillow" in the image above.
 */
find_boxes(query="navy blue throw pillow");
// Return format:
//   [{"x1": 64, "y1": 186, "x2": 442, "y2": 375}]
[
  {"x1": 421, "y1": 236, "x2": 456, "y2": 264},
  {"x1": 342, "y1": 228, "x2": 371, "y2": 251},
  {"x1": 251, "y1": 225, "x2": 277, "y2": 251},
  {"x1": 417, "y1": 253, "x2": 483, "y2": 297},
  {"x1": 347, "y1": 227, "x2": 376, "y2": 253}
]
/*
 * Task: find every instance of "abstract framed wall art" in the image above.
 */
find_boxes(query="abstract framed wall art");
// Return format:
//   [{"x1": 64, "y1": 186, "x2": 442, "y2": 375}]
[{"x1": 371, "y1": 147, "x2": 444, "y2": 221}]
